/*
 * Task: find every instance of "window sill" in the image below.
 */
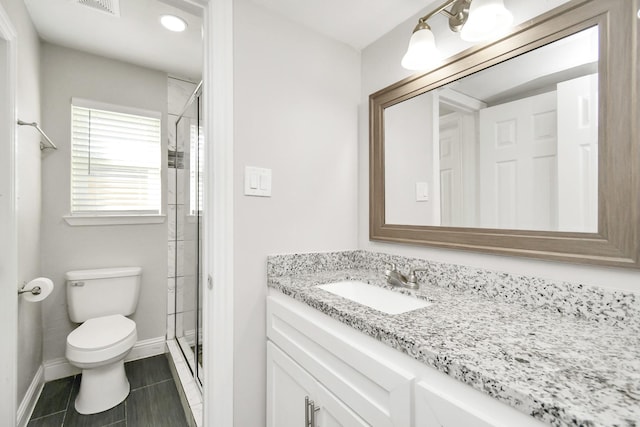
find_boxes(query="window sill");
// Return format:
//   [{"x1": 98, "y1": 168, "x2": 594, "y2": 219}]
[{"x1": 63, "y1": 214, "x2": 166, "y2": 226}]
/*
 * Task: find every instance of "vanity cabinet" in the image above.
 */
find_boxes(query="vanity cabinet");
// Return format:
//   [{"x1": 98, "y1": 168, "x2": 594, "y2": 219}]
[{"x1": 266, "y1": 291, "x2": 547, "y2": 427}]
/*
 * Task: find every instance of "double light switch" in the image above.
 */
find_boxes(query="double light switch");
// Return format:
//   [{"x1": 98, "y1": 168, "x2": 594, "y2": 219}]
[{"x1": 244, "y1": 166, "x2": 272, "y2": 197}]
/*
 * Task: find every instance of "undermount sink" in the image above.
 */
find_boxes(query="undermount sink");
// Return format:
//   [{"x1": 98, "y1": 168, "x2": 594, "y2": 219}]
[{"x1": 316, "y1": 281, "x2": 430, "y2": 315}]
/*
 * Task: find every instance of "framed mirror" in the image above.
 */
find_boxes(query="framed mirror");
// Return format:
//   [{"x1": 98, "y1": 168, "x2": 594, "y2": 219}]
[{"x1": 369, "y1": 0, "x2": 639, "y2": 268}]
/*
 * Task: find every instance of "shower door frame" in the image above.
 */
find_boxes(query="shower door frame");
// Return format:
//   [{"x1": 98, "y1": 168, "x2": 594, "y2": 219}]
[{"x1": 172, "y1": 81, "x2": 204, "y2": 387}]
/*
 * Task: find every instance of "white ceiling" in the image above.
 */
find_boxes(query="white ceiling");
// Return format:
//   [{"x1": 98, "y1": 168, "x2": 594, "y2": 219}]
[
  {"x1": 24, "y1": 0, "x2": 204, "y2": 80},
  {"x1": 24, "y1": 0, "x2": 432, "y2": 80}
]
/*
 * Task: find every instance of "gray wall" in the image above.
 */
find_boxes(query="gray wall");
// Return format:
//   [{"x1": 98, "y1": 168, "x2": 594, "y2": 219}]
[
  {"x1": 233, "y1": 1, "x2": 361, "y2": 425},
  {"x1": 359, "y1": 0, "x2": 640, "y2": 291},
  {"x1": 2, "y1": 0, "x2": 44, "y2": 406},
  {"x1": 39, "y1": 43, "x2": 169, "y2": 363},
  {"x1": 385, "y1": 93, "x2": 437, "y2": 226}
]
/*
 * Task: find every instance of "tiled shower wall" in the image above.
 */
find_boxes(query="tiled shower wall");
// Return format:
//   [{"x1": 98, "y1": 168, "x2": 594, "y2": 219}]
[{"x1": 166, "y1": 77, "x2": 198, "y2": 341}]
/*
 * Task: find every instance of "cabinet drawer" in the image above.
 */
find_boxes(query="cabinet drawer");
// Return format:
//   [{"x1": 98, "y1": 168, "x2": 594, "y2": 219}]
[
  {"x1": 415, "y1": 380, "x2": 496, "y2": 427},
  {"x1": 267, "y1": 293, "x2": 414, "y2": 427},
  {"x1": 414, "y1": 378, "x2": 547, "y2": 427}
]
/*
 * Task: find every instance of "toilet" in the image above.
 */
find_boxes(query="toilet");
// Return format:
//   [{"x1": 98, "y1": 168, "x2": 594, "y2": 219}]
[{"x1": 65, "y1": 267, "x2": 142, "y2": 414}]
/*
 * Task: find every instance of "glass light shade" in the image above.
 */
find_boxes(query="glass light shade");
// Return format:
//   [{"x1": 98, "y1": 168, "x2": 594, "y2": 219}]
[
  {"x1": 460, "y1": 0, "x2": 513, "y2": 42},
  {"x1": 160, "y1": 15, "x2": 187, "y2": 32},
  {"x1": 401, "y1": 28, "x2": 442, "y2": 71}
]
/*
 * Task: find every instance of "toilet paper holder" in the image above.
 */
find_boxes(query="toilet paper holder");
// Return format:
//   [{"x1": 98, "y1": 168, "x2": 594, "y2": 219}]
[
  {"x1": 18, "y1": 283, "x2": 42, "y2": 296},
  {"x1": 18, "y1": 277, "x2": 54, "y2": 302}
]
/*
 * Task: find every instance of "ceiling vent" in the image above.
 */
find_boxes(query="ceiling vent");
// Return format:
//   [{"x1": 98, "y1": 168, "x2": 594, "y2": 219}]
[{"x1": 76, "y1": 0, "x2": 120, "y2": 17}]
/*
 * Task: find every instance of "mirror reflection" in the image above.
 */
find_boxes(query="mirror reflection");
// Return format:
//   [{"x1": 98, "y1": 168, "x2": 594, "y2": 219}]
[{"x1": 385, "y1": 26, "x2": 598, "y2": 232}]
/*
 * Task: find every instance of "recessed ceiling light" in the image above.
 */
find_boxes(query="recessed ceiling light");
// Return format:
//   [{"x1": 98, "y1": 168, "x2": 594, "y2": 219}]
[{"x1": 160, "y1": 15, "x2": 187, "y2": 32}]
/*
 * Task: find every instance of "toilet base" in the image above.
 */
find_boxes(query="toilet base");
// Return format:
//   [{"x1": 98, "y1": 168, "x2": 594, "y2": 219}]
[{"x1": 75, "y1": 359, "x2": 130, "y2": 414}]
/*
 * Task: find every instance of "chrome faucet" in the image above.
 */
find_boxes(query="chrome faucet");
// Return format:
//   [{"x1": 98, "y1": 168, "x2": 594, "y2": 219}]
[{"x1": 384, "y1": 262, "x2": 427, "y2": 290}]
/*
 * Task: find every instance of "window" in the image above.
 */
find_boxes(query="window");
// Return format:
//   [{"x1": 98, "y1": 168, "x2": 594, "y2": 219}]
[{"x1": 70, "y1": 99, "x2": 162, "y2": 217}]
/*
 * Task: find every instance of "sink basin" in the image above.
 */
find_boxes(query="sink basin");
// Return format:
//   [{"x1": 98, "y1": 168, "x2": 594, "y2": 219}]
[{"x1": 316, "y1": 281, "x2": 430, "y2": 315}]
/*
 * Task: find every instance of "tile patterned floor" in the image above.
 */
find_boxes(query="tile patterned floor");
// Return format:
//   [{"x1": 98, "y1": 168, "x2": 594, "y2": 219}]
[{"x1": 28, "y1": 354, "x2": 188, "y2": 427}]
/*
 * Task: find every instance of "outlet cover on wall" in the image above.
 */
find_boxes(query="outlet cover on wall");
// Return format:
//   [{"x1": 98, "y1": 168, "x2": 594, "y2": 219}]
[{"x1": 244, "y1": 166, "x2": 272, "y2": 197}]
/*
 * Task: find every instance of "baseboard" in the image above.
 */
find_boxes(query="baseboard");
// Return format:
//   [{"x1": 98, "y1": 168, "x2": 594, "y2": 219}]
[
  {"x1": 17, "y1": 365, "x2": 44, "y2": 427},
  {"x1": 43, "y1": 336, "x2": 167, "y2": 381},
  {"x1": 126, "y1": 336, "x2": 167, "y2": 362},
  {"x1": 43, "y1": 357, "x2": 81, "y2": 382}
]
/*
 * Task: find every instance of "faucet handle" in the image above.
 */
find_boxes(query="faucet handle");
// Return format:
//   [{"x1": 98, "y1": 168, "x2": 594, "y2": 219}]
[
  {"x1": 383, "y1": 261, "x2": 398, "y2": 276},
  {"x1": 383, "y1": 261, "x2": 398, "y2": 270},
  {"x1": 407, "y1": 268, "x2": 428, "y2": 287}
]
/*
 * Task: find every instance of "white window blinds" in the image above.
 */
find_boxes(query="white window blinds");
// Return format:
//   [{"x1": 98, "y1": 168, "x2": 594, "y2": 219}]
[{"x1": 71, "y1": 99, "x2": 162, "y2": 215}]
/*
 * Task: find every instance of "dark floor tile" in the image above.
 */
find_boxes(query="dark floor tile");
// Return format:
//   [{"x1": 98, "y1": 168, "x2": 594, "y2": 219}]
[
  {"x1": 126, "y1": 380, "x2": 188, "y2": 427},
  {"x1": 31, "y1": 376, "x2": 74, "y2": 418},
  {"x1": 63, "y1": 375, "x2": 126, "y2": 427},
  {"x1": 125, "y1": 354, "x2": 173, "y2": 390},
  {"x1": 102, "y1": 422, "x2": 126, "y2": 427},
  {"x1": 27, "y1": 412, "x2": 65, "y2": 427}
]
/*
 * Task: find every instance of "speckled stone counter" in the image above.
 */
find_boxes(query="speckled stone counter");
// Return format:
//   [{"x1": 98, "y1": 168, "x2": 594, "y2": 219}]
[{"x1": 267, "y1": 251, "x2": 640, "y2": 427}]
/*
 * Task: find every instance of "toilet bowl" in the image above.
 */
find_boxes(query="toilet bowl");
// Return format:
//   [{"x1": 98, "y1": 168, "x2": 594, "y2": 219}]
[
  {"x1": 64, "y1": 267, "x2": 142, "y2": 414},
  {"x1": 66, "y1": 314, "x2": 137, "y2": 414}
]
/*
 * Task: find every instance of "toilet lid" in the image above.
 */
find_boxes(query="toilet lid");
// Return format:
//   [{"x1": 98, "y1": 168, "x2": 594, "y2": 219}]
[{"x1": 67, "y1": 314, "x2": 136, "y2": 351}]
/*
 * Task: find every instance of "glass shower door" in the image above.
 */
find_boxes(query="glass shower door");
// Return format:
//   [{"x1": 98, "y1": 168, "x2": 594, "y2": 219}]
[{"x1": 173, "y1": 83, "x2": 204, "y2": 385}]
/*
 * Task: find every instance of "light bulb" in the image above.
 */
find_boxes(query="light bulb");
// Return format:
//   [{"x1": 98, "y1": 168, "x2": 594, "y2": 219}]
[
  {"x1": 460, "y1": 0, "x2": 513, "y2": 42},
  {"x1": 401, "y1": 27, "x2": 442, "y2": 71}
]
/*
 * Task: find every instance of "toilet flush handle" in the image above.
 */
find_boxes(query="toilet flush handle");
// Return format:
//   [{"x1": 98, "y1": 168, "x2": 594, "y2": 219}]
[{"x1": 70, "y1": 281, "x2": 85, "y2": 287}]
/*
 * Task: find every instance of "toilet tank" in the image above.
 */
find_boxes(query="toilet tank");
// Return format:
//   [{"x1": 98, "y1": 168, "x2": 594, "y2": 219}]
[{"x1": 66, "y1": 267, "x2": 142, "y2": 323}]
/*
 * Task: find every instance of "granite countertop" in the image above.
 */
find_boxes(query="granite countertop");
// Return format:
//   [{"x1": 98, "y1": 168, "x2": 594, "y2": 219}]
[{"x1": 267, "y1": 267, "x2": 640, "y2": 427}]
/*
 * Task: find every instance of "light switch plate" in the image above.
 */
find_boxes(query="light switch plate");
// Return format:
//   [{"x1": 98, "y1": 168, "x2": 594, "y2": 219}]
[
  {"x1": 244, "y1": 166, "x2": 272, "y2": 197},
  {"x1": 416, "y1": 182, "x2": 429, "y2": 202}
]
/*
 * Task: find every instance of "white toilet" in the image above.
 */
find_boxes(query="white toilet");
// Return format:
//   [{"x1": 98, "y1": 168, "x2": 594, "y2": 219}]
[{"x1": 65, "y1": 267, "x2": 142, "y2": 415}]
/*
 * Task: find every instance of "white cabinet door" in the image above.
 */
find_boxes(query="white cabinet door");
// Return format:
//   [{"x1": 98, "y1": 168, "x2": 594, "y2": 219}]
[
  {"x1": 267, "y1": 342, "x2": 368, "y2": 427},
  {"x1": 267, "y1": 342, "x2": 316, "y2": 427}
]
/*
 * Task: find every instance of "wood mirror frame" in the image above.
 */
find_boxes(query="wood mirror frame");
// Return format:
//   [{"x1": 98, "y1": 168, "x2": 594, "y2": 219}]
[{"x1": 369, "y1": 0, "x2": 639, "y2": 268}]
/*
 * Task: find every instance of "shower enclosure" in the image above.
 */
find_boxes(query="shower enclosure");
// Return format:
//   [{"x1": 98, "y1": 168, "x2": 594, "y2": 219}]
[{"x1": 171, "y1": 82, "x2": 204, "y2": 386}]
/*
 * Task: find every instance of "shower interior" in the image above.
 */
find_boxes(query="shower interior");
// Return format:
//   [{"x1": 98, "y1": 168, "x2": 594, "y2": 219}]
[{"x1": 170, "y1": 81, "x2": 204, "y2": 388}]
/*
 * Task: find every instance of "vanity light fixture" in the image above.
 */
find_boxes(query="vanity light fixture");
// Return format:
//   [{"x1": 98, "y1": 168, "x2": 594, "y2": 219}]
[
  {"x1": 402, "y1": 0, "x2": 513, "y2": 71},
  {"x1": 160, "y1": 14, "x2": 187, "y2": 32}
]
